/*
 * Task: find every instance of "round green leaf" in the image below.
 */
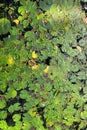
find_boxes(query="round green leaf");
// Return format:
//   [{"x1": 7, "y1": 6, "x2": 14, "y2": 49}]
[{"x1": 0, "y1": 18, "x2": 11, "y2": 34}]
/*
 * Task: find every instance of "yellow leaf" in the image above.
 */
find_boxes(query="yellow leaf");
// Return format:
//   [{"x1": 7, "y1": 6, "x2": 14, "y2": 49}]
[
  {"x1": 7, "y1": 56, "x2": 14, "y2": 65},
  {"x1": 44, "y1": 66, "x2": 49, "y2": 73},
  {"x1": 13, "y1": 19, "x2": 19, "y2": 25},
  {"x1": 31, "y1": 64, "x2": 40, "y2": 70},
  {"x1": 76, "y1": 45, "x2": 82, "y2": 53},
  {"x1": 32, "y1": 51, "x2": 38, "y2": 59}
]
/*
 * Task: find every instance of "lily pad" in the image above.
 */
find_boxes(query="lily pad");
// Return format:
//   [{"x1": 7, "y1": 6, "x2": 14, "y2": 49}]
[
  {"x1": 39, "y1": 0, "x2": 53, "y2": 11},
  {"x1": 0, "y1": 18, "x2": 11, "y2": 35}
]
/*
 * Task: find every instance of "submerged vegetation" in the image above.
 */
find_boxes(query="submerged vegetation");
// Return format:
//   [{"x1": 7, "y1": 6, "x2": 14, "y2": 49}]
[{"x1": 0, "y1": 0, "x2": 87, "y2": 129}]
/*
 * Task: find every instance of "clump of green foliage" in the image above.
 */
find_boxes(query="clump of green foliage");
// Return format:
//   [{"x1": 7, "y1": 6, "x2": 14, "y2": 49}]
[
  {"x1": 0, "y1": 18, "x2": 11, "y2": 34},
  {"x1": 0, "y1": 0, "x2": 87, "y2": 130}
]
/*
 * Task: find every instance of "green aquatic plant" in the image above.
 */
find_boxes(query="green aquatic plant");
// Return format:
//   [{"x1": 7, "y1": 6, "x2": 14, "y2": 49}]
[
  {"x1": 0, "y1": 18, "x2": 11, "y2": 35},
  {"x1": 0, "y1": 0, "x2": 87, "y2": 130}
]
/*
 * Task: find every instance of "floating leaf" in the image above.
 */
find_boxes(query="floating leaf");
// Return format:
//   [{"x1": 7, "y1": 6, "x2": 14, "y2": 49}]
[
  {"x1": 76, "y1": 46, "x2": 82, "y2": 53},
  {"x1": 12, "y1": 90, "x2": 17, "y2": 98},
  {"x1": 13, "y1": 19, "x2": 19, "y2": 25},
  {"x1": 83, "y1": 17, "x2": 87, "y2": 24},
  {"x1": 81, "y1": 111, "x2": 87, "y2": 119},
  {"x1": 0, "y1": 111, "x2": 7, "y2": 119},
  {"x1": 0, "y1": 100, "x2": 6, "y2": 109},
  {"x1": 77, "y1": 71, "x2": 86, "y2": 80},
  {"x1": 8, "y1": 103, "x2": 21, "y2": 113},
  {"x1": 7, "y1": 56, "x2": 14, "y2": 65},
  {"x1": 32, "y1": 51, "x2": 38, "y2": 59},
  {"x1": 31, "y1": 64, "x2": 40, "y2": 70},
  {"x1": 25, "y1": 31, "x2": 35, "y2": 41},
  {"x1": 10, "y1": 26, "x2": 19, "y2": 35},
  {"x1": 71, "y1": 65, "x2": 79, "y2": 72},
  {"x1": 20, "y1": 90, "x2": 29, "y2": 99},
  {"x1": 44, "y1": 66, "x2": 50, "y2": 73},
  {"x1": 0, "y1": 120, "x2": 8, "y2": 129},
  {"x1": 18, "y1": 6, "x2": 25, "y2": 15},
  {"x1": 39, "y1": 0, "x2": 52, "y2": 11},
  {"x1": 0, "y1": 18, "x2": 11, "y2": 34},
  {"x1": 23, "y1": 19, "x2": 29, "y2": 28},
  {"x1": 13, "y1": 114, "x2": 21, "y2": 122},
  {"x1": 28, "y1": 59, "x2": 36, "y2": 66},
  {"x1": 22, "y1": 122, "x2": 31, "y2": 130}
]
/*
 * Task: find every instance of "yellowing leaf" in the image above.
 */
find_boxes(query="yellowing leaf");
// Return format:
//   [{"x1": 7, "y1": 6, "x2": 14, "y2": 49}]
[
  {"x1": 32, "y1": 51, "x2": 38, "y2": 59},
  {"x1": 28, "y1": 109, "x2": 37, "y2": 117},
  {"x1": 31, "y1": 64, "x2": 40, "y2": 70},
  {"x1": 44, "y1": 66, "x2": 49, "y2": 73},
  {"x1": 76, "y1": 46, "x2": 82, "y2": 53},
  {"x1": 83, "y1": 17, "x2": 87, "y2": 24},
  {"x1": 46, "y1": 119, "x2": 53, "y2": 127},
  {"x1": 7, "y1": 56, "x2": 14, "y2": 65},
  {"x1": 65, "y1": 26, "x2": 69, "y2": 31},
  {"x1": 12, "y1": 90, "x2": 17, "y2": 98},
  {"x1": 54, "y1": 45, "x2": 58, "y2": 50},
  {"x1": 23, "y1": 13, "x2": 28, "y2": 19},
  {"x1": 22, "y1": 122, "x2": 30, "y2": 129},
  {"x1": 13, "y1": 19, "x2": 19, "y2": 25}
]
